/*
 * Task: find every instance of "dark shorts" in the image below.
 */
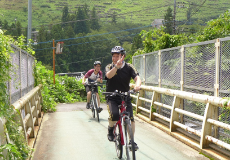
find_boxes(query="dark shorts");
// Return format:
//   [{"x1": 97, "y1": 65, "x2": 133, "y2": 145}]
[
  {"x1": 85, "y1": 85, "x2": 98, "y2": 93},
  {"x1": 106, "y1": 96, "x2": 134, "y2": 122}
]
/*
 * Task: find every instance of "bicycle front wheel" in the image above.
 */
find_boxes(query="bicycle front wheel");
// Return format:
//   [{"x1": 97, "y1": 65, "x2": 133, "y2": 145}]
[
  {"x1": 114, "y1": 124, "x2": 123, "y2": 159},
  {"x1": 124, "y1": 119, "x2": 136, "y2": 160},
  {"x1": 91, "y1": 95, "x2": 95, "y2": 118},
  {"x1": 93, "y1": 94, "x2": 100, "y2": 122}
]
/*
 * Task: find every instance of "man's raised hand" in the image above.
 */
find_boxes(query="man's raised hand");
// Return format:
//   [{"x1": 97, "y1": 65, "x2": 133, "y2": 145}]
[{"x1": 116, "y1": 54, "x2": 124, "y2": 68}]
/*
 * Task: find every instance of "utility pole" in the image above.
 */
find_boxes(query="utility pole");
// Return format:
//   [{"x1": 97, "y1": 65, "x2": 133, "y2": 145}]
[
  {"x1": 173, "y1": 0, "x2": 176, "y2": 34},
  {"x1": 27, "y1": 0, "x2": 32, "y2": 44},
  {"x1": 53, "y1": 39, "x2": 55, "y2": 84}
]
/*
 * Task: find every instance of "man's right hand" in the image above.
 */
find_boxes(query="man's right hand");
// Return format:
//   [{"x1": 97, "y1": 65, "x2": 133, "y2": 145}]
[{"x1": 116, "y1": 54, "x2": 125, "y2": 69}]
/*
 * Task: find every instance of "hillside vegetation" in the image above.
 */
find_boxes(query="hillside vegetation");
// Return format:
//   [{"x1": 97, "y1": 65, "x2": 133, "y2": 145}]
[{"x1": 0, "y1": 0, "x2": 229, "y2": 29}]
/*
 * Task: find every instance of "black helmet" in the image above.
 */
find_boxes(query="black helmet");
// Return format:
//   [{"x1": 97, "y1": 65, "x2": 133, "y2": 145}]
[
  {"x1": 111, "y1": 46, "x2": 126, "y2": 56},
  {"x1": 94, "y1": 61, "x2": 101, "y2": 66}
]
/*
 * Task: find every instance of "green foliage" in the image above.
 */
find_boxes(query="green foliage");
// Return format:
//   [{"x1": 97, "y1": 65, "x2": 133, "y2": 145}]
[
  {"x1": 0, "y1": 29, "x2": 31, "y2": 160},
  {"x1": 34, "y1": 61, "x2": 86, "y2": 112},
  {"x1": 140, "y1": 27, "x2": 188, "y2": 53},
  {"x1": 15, "y1": 35, "x2": 35, "y2": 55},
  {"x1": 196, "y1": 10, "x2": 230, "y2": 42},
  {"x1": 0, "y1": 0, "x2": 227, "y2": 29},
  {"x1": 163, "y1": 7, "x2": 173, "y2": 35}
]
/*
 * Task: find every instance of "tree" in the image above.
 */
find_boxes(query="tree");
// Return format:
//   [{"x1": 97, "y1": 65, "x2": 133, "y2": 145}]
[
  {"x1": 3, "y1": 20, "x2": 9, "y2": 30},
  {"x1": 83, "y1": 3, "x2": 89, "y2": 19},
  {"x1": 74, "y1": 7, "x2": 90, "y2": 34},
  {"x1": 90, "y1": 7, "x2": 100, "y2": 30},
  {"x1": 111, "y1": 11, "x2": 117, "y2": 25},
  {"x1": 61, "y1": 6, "x2": 69, "y2": 28},
  {"x1": 16, "y1": 21, "x2": 22, "y2": 37},
  {"x1": 187, "y1": 5, "x2": 192, "y2": 24},
  {"x1": 0, "y1": 19, "x2": 2, "y2": 27},
  {"x1": 131, "y1": 34, "x2": 143, "y2": 51},
  {"x1": 163, "y1": 7, "x2": 173, "y2": 35}
]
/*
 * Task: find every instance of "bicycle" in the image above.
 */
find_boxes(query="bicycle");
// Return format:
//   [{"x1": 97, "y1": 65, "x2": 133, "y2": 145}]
[
  {"x1": 86, "y1": 81, "x2": 100, "y2": 122},
  {"x1": 103, "y1": 90, "x2": 137, "y2": 160}
]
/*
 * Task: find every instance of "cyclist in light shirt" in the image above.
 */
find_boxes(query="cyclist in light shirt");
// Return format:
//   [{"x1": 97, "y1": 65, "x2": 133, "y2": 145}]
[{"x1": 82, "y1": 61, "x2": 103, "y2": 112}]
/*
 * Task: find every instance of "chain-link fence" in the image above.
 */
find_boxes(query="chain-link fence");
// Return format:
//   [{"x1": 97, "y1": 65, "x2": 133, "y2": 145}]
[
  {"x1": 8, "y1": 44, "x2": 35, "y2": 104},
  {"x1": 133, "y1": 37, "x2": 230, "y2": 143}
]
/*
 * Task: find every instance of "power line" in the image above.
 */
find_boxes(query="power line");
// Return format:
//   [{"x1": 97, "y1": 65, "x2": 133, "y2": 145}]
[
  {"x1": 55, "y1": 55, "x2": 111, "y2": 67},
  {"x1": 35, "y1": 33, "x2": 139, "y2": 52},
  {"x1": 33, "y1": 25, "x2": 151, "y2": 45}
]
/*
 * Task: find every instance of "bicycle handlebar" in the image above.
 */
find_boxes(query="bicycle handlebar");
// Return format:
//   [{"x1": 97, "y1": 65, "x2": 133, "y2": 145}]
[{"x1": 102, "y1": 89, "x2": 137, "y2": 97}]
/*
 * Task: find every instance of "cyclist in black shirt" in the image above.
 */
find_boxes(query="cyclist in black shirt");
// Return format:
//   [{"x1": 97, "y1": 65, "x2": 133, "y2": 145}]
[{"x1": 105, "y1": 46, "x2": 141, "y2": 150}]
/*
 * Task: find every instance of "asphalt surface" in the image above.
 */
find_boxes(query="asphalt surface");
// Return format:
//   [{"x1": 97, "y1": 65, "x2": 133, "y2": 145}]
[{"x1": 32, "y1": 102, "x2": 209, "y2": 160}]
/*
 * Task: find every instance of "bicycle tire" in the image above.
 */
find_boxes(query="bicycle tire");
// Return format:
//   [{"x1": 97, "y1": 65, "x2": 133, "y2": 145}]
[
  {"x1": 91, "y1": 95, "x2": 95, "y2": 118},
  {"x1": 124, "y1": 119, "x2": 136, "y2": 160},
  {"x1": 114, "y1": 124, "x2": 123, "y2": 159},
  {"x1": 93, "y1": 94, "x2": 100, "y2": 122}
]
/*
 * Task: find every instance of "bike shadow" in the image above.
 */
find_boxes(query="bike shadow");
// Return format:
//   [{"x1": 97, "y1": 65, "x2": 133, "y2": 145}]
[{"x1": 88, "y1": 118, "x2": 107, "y2": 122}]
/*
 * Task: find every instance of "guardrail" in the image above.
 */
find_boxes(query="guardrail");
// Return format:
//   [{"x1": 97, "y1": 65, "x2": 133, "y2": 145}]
[
  {"x1": 130, "y1": 83, "x2": 230, "y2": 160},
  {"x1": 0, "y1": 84, "x2": 43, "y2": 157}
]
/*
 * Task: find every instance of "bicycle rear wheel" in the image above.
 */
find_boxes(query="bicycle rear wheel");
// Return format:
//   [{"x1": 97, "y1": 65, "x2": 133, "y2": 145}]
[
  {"x1": 93, "y1": 94, "x2": 100, "y2": 122},
  {"x1": 114, "y1": 124, "x2": 123, "y2": 159},
  {"x1": 91, "y1": 96, "x2": 95, "y2": 118},
  {"x1": 124, "y1": 119, "x2": 136, "y2": 160}
]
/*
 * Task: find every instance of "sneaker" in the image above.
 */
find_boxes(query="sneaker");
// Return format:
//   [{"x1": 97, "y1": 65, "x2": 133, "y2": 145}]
[
  {"x1": 129, "y1": 140, "x2": 139, "y2": 151},
  {"x1": 107, "y1": 126, "x2": 114, "y2": 142},
  {"x1": 97, "y1": 107, "x2": 103, "y2": 113},
  {"x1": 86, "y1": 103, "x2": 90, "y2": 109}
]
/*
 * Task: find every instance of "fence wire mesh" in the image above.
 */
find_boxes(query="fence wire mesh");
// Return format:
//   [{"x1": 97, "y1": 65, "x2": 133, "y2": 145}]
[
  {"x1": 219, "y1": 39, "x2": 230, "y2": 143},
  {"x1": 161, "y1": 48, "x2": 181, "y2": 88},
  {"x1": 133, "y1": 55, "x2": 144, "y2": 82},
  {"x1": 184, "y1": 42, "x2": 215, "y2": 93},
  {"x1": 133, "y1": 37, "x2": 230, "y2": 145},
  {"x1": 145, "y1": 52, "x2": 158, "y2": 86},
  {"x1": 8, "y1": 44, "x2": 35, "y2": 104}
]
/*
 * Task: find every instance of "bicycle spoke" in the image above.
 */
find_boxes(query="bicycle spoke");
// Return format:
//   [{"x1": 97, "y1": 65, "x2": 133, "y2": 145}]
[
  {"x1": 94, "y1": 95, "x2": 100, "y2": 122},
  {"x1": 91, "y1": 96, "x2": 95, "y2": 118},
  {"x1": 114, "y1": 125, "x2": 123, "y2": 159},
  {"x1": 124, "y1": 119, "x2": 136, "y2": 160}
]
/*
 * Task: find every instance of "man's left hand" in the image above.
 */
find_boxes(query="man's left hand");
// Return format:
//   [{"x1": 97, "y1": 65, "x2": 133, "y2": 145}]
[{"x1": 134, "y1": 85, "x2": 141, "y2": 91}]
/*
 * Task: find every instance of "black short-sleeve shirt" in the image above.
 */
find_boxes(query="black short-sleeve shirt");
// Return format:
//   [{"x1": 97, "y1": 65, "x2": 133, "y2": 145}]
[{"x1": 105, "y1": 62, "x2": 139, "y2": 92}]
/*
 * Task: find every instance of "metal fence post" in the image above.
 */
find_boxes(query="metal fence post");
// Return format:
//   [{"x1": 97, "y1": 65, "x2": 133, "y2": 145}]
[
  {"x1": 158, "y1": 50, "x2": 161, "y2": 88},
  {"x1": 214, "y1": 39, "x2": 220, "y2": 138},
  {"x1": 20, "y1": 48, "x2": 22, "y2": 98},
  {"x1": 143, "y1": 55, "x2": 145, "y2": 85},
  {"x1": 215, "y1": 39, "x2": 220, "y2": 97},
  {"x1": 180, "y1": 46, "x2": 185, "y2": 124},
  {"x1": 27, "y1": 52, "x2": 29, "y2": 93},
  {"x1": 158, "y1": 50, "x2": 162, "y2": 114}
]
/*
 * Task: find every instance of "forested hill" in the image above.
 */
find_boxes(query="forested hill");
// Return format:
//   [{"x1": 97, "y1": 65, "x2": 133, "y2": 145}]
[
  {"x1": 1, "y1": 0, "x2": 230, "y2": 74},
  {"x1": 0, "y1": 0, "x2": 229, "y2": 29}
]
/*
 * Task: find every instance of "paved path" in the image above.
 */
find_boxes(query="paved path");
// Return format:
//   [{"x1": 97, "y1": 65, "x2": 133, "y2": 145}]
[{"x1": 32, "y1": 102, "x2": 209, "y2": 160}]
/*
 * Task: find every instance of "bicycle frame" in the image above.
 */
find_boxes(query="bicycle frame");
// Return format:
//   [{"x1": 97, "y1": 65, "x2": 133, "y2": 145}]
[
  {"x1": 87, "y1": 81, "x2": 100, "y2": 121},
  {"x1": 113, "y1": 98, "x2": 130, "y2": 146},
  {"x1": 103, "y1": 89, "x2": 136, "y2": 160}
]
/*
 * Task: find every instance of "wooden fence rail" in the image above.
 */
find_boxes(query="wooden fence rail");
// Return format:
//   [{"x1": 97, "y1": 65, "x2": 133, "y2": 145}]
[
  {"x1": 130, "y1": 83, "x2": 230, "y2": 160},
  {"x1": 0, "y1": 84, "x2": 43, "y2": 157}
]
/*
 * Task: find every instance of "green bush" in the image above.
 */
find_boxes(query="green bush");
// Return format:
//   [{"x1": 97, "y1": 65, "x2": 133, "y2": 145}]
[
  {"x1": 0, "y1": 31, "x2": 31, "y2": 159},
  {"x1": 34, "y1": 61, "x2": 88, "y2": 112}
]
